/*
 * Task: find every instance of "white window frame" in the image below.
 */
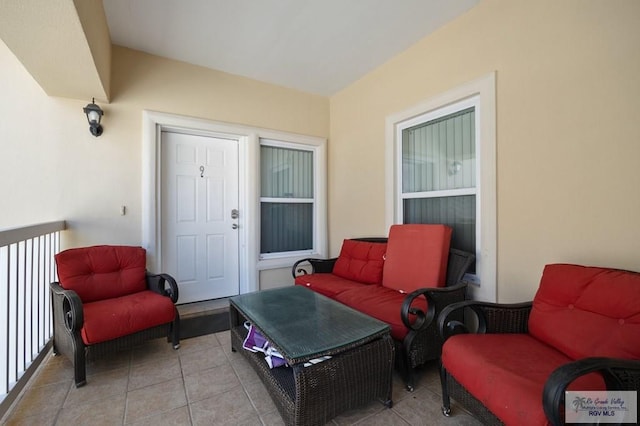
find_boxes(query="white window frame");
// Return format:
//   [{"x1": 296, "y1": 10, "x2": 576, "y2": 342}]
[
  {"x1": 259, "y1": 138, "x2": 322, "y2": 262},
  {"x1": 399, "y1": 96, "x2": 478, "y2": 209},
  {"x1": 254, "y1": 131, "x2": 327, "y2": 270},
  {"x1": 385, "y1": 72, "x2": 497, "y2": 302}
]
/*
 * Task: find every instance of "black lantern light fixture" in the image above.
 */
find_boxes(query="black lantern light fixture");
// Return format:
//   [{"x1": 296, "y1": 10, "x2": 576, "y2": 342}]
[{"x1": 83, "y1": 98, "x2": 104, "y2": 137}]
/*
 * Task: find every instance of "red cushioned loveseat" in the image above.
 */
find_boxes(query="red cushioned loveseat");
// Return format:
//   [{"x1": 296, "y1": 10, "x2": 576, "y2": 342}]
[
  {"x1": 438, "y1": 263, "x2": 640, "y2": 425},
  {"x1": 50, "y1": 245, "x2": 180, "y2": 387},
  {"x1": 292, "y1": 224, "x2": 475, "y2": 391}
]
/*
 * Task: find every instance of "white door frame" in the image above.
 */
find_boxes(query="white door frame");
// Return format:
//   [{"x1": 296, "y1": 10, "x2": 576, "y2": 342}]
[{"x1": 142, "y1": 110, "x2": 257, "y2": 295}]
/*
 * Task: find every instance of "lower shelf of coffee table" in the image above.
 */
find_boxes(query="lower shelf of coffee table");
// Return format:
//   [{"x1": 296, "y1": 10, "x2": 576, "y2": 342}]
[{"x1": 230, "y1": 324, "x2": 394, "y2": 426}]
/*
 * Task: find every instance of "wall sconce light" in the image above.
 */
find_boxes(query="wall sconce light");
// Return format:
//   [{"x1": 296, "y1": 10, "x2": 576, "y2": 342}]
[{"x1": 83, "y1": 98, "x2": 104, "y2": 137}]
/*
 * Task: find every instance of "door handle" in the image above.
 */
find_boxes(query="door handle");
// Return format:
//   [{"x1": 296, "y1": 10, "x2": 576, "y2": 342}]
[{"x1": 232, "y1": 224, "x2": 239, "y2": 230}]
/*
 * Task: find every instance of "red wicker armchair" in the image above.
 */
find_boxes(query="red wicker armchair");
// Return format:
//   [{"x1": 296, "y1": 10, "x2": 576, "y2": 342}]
[
  {"x1": 50, "y1": 245, "x2": 180, "y2": 387},
  {"x1": 438, "y1": 264, "x2": 640, "y2": 425}
]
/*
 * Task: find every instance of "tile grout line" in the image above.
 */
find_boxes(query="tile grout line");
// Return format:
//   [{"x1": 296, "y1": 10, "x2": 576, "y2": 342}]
[
  {"x1": 176, "y1": 347, "x2": 196, "y2": 426},
  {"x1": 220, "y1": 332, "x2": 267, "y2": 424},
  {"x1": 122, "y1": 349, "x2": 132, "y2": 425}
]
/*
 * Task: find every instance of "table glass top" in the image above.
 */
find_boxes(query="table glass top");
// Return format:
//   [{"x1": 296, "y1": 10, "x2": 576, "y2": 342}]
[{"x1": 230, "y1": 286, "x2": 389, "y2": 363}]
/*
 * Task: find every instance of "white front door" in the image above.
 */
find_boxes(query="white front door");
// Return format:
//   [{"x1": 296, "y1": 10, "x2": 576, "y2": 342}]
[{"x1": 161, "y1": 131, "x2": 239, "y2": 303}]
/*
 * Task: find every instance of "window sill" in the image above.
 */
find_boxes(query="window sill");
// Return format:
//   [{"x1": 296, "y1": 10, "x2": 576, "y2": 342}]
[{"x1": 257, "y1": 253, "x2": 324, "y2": 271}]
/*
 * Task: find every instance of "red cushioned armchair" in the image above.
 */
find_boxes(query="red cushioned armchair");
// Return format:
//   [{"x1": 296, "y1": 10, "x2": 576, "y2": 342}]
[
  {"x1": 438, "y1": 264, "x2": 640, "y2": 425},
  {"x1": 50, "y1": 245, "x2": 180, "y2": 387}
]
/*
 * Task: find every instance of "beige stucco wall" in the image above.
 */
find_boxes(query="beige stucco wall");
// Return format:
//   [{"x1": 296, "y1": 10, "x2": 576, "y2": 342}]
[
  {"x1": 74, "y1": 0, "x2": 111, "y2": 99},
  {"x1": 3, "y1": 0, "x2": 639, "y2": 299},
  {"x1": 329, "y1": 0, "x2": 640, "y2": 301},
  {"x1": 0, "y1": 0, "x2": 110, "y2": 101},
  {"x1": 259, "y1": 269, "x2": 295, "y2": 291},
  {"x1": 0, "y1": 42, "x2": 328, "y2": 285}
]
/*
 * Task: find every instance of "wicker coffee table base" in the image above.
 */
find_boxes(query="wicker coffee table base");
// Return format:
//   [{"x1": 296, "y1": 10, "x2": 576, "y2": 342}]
[{"x1": 230, "y1": 323, "x2": 394, "y2": 426}]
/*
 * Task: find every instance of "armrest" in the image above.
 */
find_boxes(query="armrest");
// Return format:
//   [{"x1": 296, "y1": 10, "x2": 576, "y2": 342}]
[
  {"x1": 400, "y1": 283, "x2": 467, "y2": 332},
  {"x1": 291, "y1": 258, "x2": 337, "y2": 278},
  {"x1": 543, "y1": 357, "x2": 640, "y2": 426},
  {"x1": 49, "y1": 281, "x2": 84, "y2": 332},
  {"x1": 146, "y1": 272, "x2": 179, "y2": 303},
  {"x1": 438, "y1": 300, "x2": 533, "y2": 341},
  {"x1": 446, "y1": 249, "x2": 475, "y2": 287}
]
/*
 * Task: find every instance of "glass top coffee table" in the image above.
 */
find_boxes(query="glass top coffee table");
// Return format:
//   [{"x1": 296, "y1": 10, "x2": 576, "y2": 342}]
[{"x1": 229, "y1": 286, "x2": 394, "y2": 426}]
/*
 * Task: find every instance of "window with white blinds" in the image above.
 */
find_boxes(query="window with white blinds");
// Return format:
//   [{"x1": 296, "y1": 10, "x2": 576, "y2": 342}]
[
  {"x1": 400, "y1": 102, "x2": 477, "y2": 272},
  {"x1": 388, "y1": 73, "x2": 496, "y2": 301},
  {"x1": 260, "y1": 142, "x2": 314, "y2": 255}
]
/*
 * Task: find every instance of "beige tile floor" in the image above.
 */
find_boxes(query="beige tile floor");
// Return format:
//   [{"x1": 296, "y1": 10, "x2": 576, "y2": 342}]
[{"x1": 1, "y1": 330, "x2": 482, "y2": 425}]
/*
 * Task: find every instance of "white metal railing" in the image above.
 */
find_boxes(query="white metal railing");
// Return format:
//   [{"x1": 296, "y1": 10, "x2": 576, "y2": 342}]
[{"x1": 0, "y1": 221, "x2": 66, "y2": 414}]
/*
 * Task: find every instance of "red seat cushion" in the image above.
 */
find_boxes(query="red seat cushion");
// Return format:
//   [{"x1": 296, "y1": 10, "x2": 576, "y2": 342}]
[
  {"x1": 442, "y1": 334, "x2": 606, "y2": 426},
  {"x1": 382, "y1": 224, "x2": 452, "y2": 293},
  {"x1": 55, "y1": 245, "x2": 147, "y2": 303},
  {"x1": 332, "y1": 240, "x2": 387, "y2": 284},
  {"x1": 335, "y1": 286, "x2": 426, "y2": 341},
  {"x1": 529, "y1": 264, "x2": 640, "y2": 360},
  {"x1": 294, "y1": 273, "x2": 365, "y2": 299},
  {"x1": 81, "y1": 290, "x2": 176, "y2": 345}
]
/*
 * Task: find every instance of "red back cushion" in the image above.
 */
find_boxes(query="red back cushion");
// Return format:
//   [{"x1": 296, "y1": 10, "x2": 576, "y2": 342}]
[
  {"x1": 529, "y1": 263, "x2": 640, "y2": 360},
  {"x1": 382, "y1": 224, "x2": 452, "y2": 293},
  {"x1": 333, "y1": 239, "x2": 387, "y2": 284},
  {"x1": 55, "y1": 245, "x2": 147, "y2": 303}
]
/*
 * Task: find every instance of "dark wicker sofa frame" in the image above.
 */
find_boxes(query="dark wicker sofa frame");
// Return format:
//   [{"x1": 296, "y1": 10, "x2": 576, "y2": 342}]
[
  {"x1": 292, "y1": 238, "x2": 475, "y2": 391},
  {"x1": 437, "y1": 300, "x2": 640, "y2": 425},
  {"x1": 50, "y1": 272, "x2": 181, "y2": 387}
]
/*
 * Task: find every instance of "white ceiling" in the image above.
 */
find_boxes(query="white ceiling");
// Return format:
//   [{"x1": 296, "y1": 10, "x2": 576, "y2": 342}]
[{"x1": 103, "y1": 0, "x2": 479, "y2": 96}]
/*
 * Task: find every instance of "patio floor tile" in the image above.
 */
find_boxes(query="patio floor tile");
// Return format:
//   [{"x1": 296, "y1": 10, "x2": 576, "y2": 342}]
[{"x1": 1, "y1": 330, "x2": 481, "y2": 425}]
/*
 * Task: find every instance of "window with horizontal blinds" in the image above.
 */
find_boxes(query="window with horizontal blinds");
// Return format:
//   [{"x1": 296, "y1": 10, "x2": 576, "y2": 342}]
[
  {"x1": 261, "y1": 146, "x2": 313, "y2": 198},
  {"x1": 403, "y1": 195, "x2": 476, "y2": 257},
  {"x1": 401, "y1": 106, "x2": 476, "y2": 271},
  {"x1": 260, "y1": 144, "x2": 314, "y2": 254},
  {"x1": 261, "y1": 203, "x2": 312, "y2": 253},
  {"x1": 402, "y1": 107, "x2": 475, "y2": 193}
]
